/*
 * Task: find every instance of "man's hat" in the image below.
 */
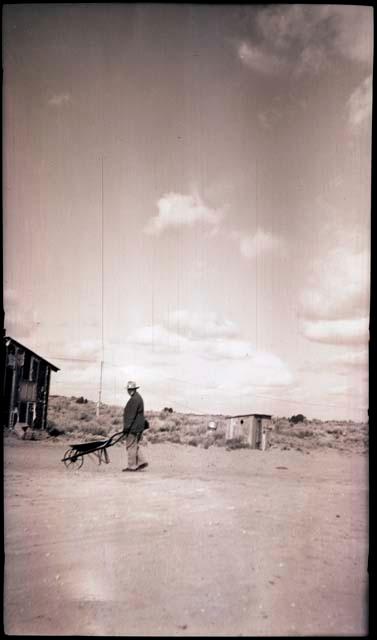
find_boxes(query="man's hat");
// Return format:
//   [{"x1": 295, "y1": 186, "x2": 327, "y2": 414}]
[{"x1": 126, "y1": 380, "x2": 139, "y2": 390}]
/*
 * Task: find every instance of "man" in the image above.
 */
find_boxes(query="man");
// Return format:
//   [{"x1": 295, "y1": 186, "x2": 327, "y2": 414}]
[{"x1": 122, "y1": 381, "x2": 148, "y2": 472}]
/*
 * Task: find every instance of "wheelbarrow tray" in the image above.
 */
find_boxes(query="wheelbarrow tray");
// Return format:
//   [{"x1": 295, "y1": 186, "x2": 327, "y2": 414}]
[{"x1": 69, "y1": 440, "x2": 108, "y2": 452}]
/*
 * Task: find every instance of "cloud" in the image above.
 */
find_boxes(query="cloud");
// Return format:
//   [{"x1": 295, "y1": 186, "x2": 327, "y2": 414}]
[
  {"x1": 169, "y1": 309, "x2": 238, "y2": 340},
  {"x1": 4, "y1": 288, "x2": 39, "y2": 341},
  {"x1": 327, "y1": 384, "x2": 354, "y2": 397},
  {"x1": 48, "y1": 93, "x2": 71, "y2": 107},
  {"x1": 347, "y1": 75, "x2": 373, "y2": 131},
  {"x1": 53, "y1": 340, "x2": 102, "y2": 362},
  {"x1": 130, "y1": 309, "x2": 238, "y2": 350},
  {"x1": 56, "y1": 309, "x2": 291, "y2": 414},
  {"x1": 299, "y1": 242, "x2": 370, "y2": 347},
  {"x1": 333, "y1": 349, "x2": 369, "y2": 368},
  {"x1": 126, "y1": 309, "x2": 293, "y2": 394},
  {"x1": 237, "y1": 41, "x2": 284, "y2": 75},
  {"x1": 258, "y1": 107, "x2": 282, "y2": 130},
  {"x1": 144, "y1": 192, "x2": 222, "y2": 236},
  {"x1": 237, "y1": 5, "x2": 373, "y2": 76},
  {"x1": 233, "y1": 228, "x2": 284, "y2": 260},
  {"x1": 331, "y1": 6, "x2": 374, "y2": 64},
  {"x1": 300, "y1": 247, "x2": 370, "y2": 322},
  {"x1": 301, "y1": 317, "x2": 369, "y2": 346},
  {"x1": 330, "y1": 349, "x2": 369, "y2": 372}
]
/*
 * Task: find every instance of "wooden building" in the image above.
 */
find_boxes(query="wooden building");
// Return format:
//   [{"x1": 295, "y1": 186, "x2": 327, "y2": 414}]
[
  {"x1": 2, "y1": 336, "x2": 59, "y2": 431},
  {"x1": 225, "y1": 413, "x2": 272, "y2": 449}
]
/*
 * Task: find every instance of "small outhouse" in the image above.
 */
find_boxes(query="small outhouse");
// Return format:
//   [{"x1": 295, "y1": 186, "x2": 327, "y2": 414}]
[{"x1": 225, "y1": 413, "x2": 272, "y2": 449}]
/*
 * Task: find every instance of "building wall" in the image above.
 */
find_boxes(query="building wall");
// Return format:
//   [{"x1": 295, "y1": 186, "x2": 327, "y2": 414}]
[
  {"x1": 3, "y1": 340, "x2": 54, "y2": 430},
  {"x1": 225, "y1": 415, "x2": 272, "y2": 449}
]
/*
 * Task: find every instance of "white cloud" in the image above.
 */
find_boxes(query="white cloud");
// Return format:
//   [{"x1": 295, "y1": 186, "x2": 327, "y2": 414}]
[
  {"x1": 327, "y1": 384, "x2": 353, "y2": 397},
  {"x1": 258, "y1": 107, "x2": 282, "y2": 130},
  {"x1": 125, "y1": 309, "x2": 293, "y2": 400},
  {"x1": 237, "y1": 41, "x2": 284, "y2": 75},
  {"x1": 301, "y1": 317, "x2": 369, "y2": 346},
  {"x1": 300, "y1": 243, "x2": 370, "y2": 347},
  {"x1": 348, "y1": 75, "x2": 373, "y2": 131},
  {"x1": 296, "y1": 44, "x2": 328, "y2": 76},
  {"x1": 233, "y1": 228, "x2": 284, "y2": 260},
  {"x1": 4, "y1": 288, "x2": 39, "y2": 341},
  {"x1": 300, "y1": 247, "x2": 370, "y2": 322},
  {"x1": 332, "y1": 6, "x2": 374, "y2": 64},
  {"x1": 238, "y1": 5, "x2": 373, "y2": 76},
  {"x1": 144, "y1": 192, "x2": 222, "y2": 236},
  {"x1": 53, "y1": 339, "x2": 102, "y2": 362},
  {"x1": 48, "y1": 93, "x2": 71, "y2": 107},
  {"x1": 332, "y1": 349, "x2": 369, "y2": 369},
  {"x1": 169, "y1": 309, "x2": 238, "y2": 340},
  {"x1": 128, "y1": 324, "x2": 189, "y2": 352}
]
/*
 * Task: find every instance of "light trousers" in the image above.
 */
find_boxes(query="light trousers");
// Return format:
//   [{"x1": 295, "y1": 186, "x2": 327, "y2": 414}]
[{"x1": 125, "y1": 433, "x2": 146, "y2": 469}]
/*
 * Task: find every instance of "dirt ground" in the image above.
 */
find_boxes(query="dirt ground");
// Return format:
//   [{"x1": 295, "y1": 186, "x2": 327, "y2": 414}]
[{"x1": 3, "y1": 436, "x2": 369, "y2": 636}]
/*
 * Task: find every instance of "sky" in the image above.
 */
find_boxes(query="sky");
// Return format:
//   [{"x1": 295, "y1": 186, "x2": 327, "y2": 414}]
[{"x1": 3, "y1": 4, "x2": 372, "y2": 420}]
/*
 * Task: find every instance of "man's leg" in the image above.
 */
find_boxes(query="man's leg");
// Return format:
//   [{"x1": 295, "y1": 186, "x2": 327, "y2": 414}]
[
  {"x1": 136, "y1": 433, "x2": 147, "y2": 468},
  {"x1": 125, "y1": 434, "x2": 138, "y2": 470}
]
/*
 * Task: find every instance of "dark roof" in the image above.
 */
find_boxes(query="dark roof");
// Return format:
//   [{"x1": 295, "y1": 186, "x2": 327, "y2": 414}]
[
  {"x1": 4, "y1": 336, "x2": 60, "y2": 372},
  {"x1": 226, "y1": 413, "x2": 272, "y2": 419}
]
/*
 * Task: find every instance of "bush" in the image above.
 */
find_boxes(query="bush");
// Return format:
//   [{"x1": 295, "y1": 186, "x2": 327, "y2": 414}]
[
  {"x1": 289, "y1": 414, "x2": 306, "y2": 424},
  {"x1": 290, "y1": 428, "x2": 314, "y2": 438},
  {"x1": 202, "y1": 435, "x2": 215, "y2": 449},
  {"x1": 226, "y1": 437, "x2": 250, "y2": 450},
  {"x1": 47, "y1": 422, "x2": 65, "y2": 437},
  {"x1": 78, "y1": 422, "x2": 109, "y2": 437}
]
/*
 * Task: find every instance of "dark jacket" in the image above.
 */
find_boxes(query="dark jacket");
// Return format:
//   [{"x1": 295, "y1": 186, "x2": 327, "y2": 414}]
[{"x1": 123, "y1": 391, "x2": 145, "y2": 435}]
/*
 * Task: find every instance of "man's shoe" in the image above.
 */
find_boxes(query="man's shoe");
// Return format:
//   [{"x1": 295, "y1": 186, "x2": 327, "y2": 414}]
[
  {"x1": 122, "y1": 467, "x2": 138, "y2": 472},
  {"x1": 137, "y1": 462, "x2": 148, "y2": 470}
]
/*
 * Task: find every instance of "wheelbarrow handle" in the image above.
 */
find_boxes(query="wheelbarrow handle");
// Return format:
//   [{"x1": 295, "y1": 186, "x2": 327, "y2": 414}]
[{"x1": 106, "y1": 431, "x2": 125, "y2": 447}]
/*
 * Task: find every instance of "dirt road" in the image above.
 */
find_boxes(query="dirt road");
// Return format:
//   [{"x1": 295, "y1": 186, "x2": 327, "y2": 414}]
[{"x1": 4, "y1": 437, "x2": 368, "y2": 635}]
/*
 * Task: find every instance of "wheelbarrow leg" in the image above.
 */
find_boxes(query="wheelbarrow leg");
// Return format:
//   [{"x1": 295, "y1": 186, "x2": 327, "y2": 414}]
[{"x1": 97, "y1": 449, "x2": 110, "y2": 465}]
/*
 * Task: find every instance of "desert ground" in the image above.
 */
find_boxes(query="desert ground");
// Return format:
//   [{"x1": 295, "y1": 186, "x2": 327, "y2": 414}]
[{"x1": 4, "y1": 431, "x2": 368, "y2": 636}]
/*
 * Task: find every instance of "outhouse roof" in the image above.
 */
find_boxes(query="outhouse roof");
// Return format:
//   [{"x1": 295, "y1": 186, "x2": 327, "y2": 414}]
[
  {"x1": 226, "y1": 413, "x2": 272, "y2": 420},
  {"x1": 4, "y1": 336, "x2": 60, "y2": 372}
]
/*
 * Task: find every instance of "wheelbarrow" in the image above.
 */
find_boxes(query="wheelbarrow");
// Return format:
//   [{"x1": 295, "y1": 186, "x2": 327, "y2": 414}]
[{"x1": 62, "y1": 430, "x2": 124, "y2": 470}]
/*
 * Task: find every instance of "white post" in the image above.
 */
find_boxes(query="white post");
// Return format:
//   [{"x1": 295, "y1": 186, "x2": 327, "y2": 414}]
[{"x1": 96, "y1": 360, "x2": 103, "y2": 417}]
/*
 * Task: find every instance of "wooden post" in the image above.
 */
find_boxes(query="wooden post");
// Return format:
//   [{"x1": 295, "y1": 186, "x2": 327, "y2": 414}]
[
  {"x1": 42, "y1": 367, "x2": 51, "y2": 430},
  {"x1": 7, "y1": 347, "x2": 18, "y2": 430}
]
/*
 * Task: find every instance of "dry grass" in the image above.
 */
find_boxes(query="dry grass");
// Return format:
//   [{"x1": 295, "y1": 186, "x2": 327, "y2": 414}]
[{"x1": 45, "y1": 396, "x2": 368, "y2": 453}]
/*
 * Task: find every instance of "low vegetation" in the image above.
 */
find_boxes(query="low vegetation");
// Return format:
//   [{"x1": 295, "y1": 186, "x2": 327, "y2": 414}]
[{"x1": 38, "y1": 396, "x2": 369, "y2": 454}]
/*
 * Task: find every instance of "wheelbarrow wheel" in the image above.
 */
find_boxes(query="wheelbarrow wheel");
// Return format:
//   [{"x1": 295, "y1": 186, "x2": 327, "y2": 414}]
[{"x1": 63, "y1": 448, "x2": 84, "y2": 470}]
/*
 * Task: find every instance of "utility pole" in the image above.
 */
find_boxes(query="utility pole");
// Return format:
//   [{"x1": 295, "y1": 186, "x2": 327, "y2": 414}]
[{"x1": 96, "y1": 156, "x2": 104, "y2": 417}]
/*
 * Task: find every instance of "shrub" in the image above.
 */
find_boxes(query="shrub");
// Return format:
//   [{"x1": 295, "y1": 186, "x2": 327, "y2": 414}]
[
  {"x1": 226, "y1": 437, "x2": 250, "y2": 450},
  {"x1": 47, "y1": 423, "x2": 65, "y2": 437},
  {"x1": 290, "y1": 428, "x2": 314, "y2": 438},
  {"x1": 202, "y1": 435, "x2": 215, "y2": 449},
  {"x1": 78, "y1": 422, "x2": 109, "y2": 437},
  {"x1": 289, "y1": 414, "x2": 306, "y2": 424}
]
